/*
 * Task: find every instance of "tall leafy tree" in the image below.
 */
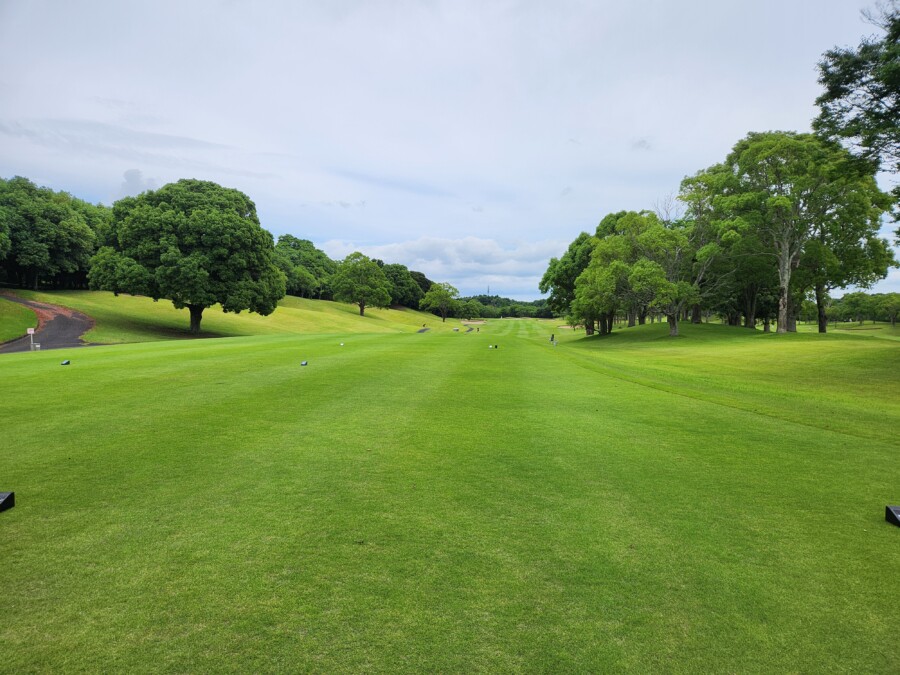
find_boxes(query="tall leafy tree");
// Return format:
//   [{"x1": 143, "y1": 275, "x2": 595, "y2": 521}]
[
  {"x1": 420, "y1": 282, "x2": 459, "y2": 322},
  {"x1": 330, "y1": 252, "x2": 392, "y2": 316},
  {"x1": 815, "y1": 1, "x2": 900, "y2": 225},
  {"x1": 722, "y1": 131, "x2": 891, "y2": 333},
  {"x1": 0, "y1": 176, "x2": 103, "y2": 289},
  {"x1": 539, "y1": 232, "x2": 595, "y2": 328},
  {"x1": 88, "y1": 179, "x2": 286, "y2": 333}
]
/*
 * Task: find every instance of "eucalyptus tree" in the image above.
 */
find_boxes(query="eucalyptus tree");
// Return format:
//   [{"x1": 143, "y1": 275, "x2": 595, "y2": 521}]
[
  {"x1": 89, "y1": 179, "x2": 285, "y2": 333},
  {"x1": 722, "y1": 131, "x2": 891, "y2": 333}
]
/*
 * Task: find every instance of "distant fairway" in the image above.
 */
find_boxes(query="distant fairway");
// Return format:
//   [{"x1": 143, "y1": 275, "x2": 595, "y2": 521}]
[{"x1": 1, "y1": 312, "x2": 898, "y2": 671}]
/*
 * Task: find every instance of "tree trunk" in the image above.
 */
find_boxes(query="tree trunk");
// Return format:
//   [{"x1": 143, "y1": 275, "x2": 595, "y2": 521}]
[
  {"x1": 743, "y1": 289, "x2": 757, "y2": 329},
  {"x1": 638, "y1": 308, "x2": 647, "y2": 325},
  {"x1": 585, "y1": 324, "x2": 594, "y2": 336},
  {"x1": 764, "y1": 318, "x2": 771, "y2": 333},
  {"x1": 815, "y1": 283, "x2": 827, "y2": 333},
  {"x1": 786, "y1": 294, "x2": 798, "y2": 333},
  {"x1": 691, "y1": 303, "x2": 701, "y2": 324},
  {"x1": 606, "y1": 311, "x2": 615, "y2": 334},
  {"x1": 627, "y1": 310, "x2": 636, "y2": 327},
  {"x1": 359, "y1": 302, "x2": 366, "y2": 316},
  {"x1": 667, "y1": 313, "x2": 678, "y2": 337},
  {"x1": 776, "y1": 251, "x2": 791, "y2": 334},
  {"x1": 188, "y1": 305, "x2": 204, "y2": 334},
  {"x1": 598, "y1": 318, "x2": 607, "y2": 335}
]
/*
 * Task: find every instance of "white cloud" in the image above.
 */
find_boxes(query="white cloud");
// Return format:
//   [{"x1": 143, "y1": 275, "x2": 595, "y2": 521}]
[
  {"x1": 117, "y1": 169, "x2": 157, "y2": 199},
  {"x1": 321, "y1": 236, "x2": 569, "y2": 298}
]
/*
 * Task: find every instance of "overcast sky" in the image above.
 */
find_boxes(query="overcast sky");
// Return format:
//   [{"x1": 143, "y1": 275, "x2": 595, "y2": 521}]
[{"x1": 1, "y1": 0, "x2": 896, "y2": 298}]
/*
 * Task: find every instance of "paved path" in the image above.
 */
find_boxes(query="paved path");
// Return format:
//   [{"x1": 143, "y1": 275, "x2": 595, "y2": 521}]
[{"x1": 0, "y1": 294, "x2": 95, "y2": 353}]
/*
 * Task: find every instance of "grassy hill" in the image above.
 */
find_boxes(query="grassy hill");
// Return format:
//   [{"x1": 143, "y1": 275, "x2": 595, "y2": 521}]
[
  {"x1": 0, "y1": 295, "x2": 37, "y2": 343},
  {"x1": 1, "y1": 310, "x2": 898, "y2": 671},
  {"x1": 6, "y1": 289, "x2": 460, "y2": 343}
]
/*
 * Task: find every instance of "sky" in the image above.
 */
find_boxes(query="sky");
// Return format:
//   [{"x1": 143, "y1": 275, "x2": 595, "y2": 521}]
[{"x1": 1, "y1": 0, "x2": 897, "y2": 299}]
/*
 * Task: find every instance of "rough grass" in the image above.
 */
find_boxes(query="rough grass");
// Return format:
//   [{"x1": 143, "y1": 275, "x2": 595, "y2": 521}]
[
  {"x1": 0, "y1": 295, "x2": 37, "y2": 343},
  {"x1": 1, "y1": 318, "x2": 898, "y2": 671}
]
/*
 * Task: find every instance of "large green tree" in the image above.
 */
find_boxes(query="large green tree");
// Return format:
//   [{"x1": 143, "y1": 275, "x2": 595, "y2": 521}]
[
  {"x1": 330, "y1": 252, "x2": 392, "y2": 316},
  {"x1": 722, "y1": 131, "x2": 891, "y2": 333},
  {"x1": 815, "y1": 2, "x2": 900, "y2": 225},
  {"x1": 420, "y1": 282, "x2": 459, "y2": 322},
  {"x1": 88, "y1": 179, "x2": 285, "y2": 333},
  {"x1": 0, "y1": 176, "x2": 105, "y2": 289},
  {"x1": 539, "y1": 232, "x2": 595, "y2": 329}
]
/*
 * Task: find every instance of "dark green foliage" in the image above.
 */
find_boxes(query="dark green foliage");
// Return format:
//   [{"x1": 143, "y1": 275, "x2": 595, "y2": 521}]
[
  {"x1": 409, "y1": 270, "x2": 434, "y2": 296},
  {"x1": 815, "y1": 2, "x2": 900, "y2": 235},
  {"x1": 382, "y1": 263, "x2": 424, "y2": 308},
  {"x1": 815, "y1": 5, "x2": 900, "y2": 175},
  {"x1": 88, "y1": 179, "x2": 286, "y2": 333},
  {"x1": 330, "y1": 251, "x2": 393, "y2": 316},
  {"x1": 0, "y1": 176, "x2": 108, "y2": 289},
  {"x1": 539, "y1": 232, "x2": 595, "y2": 316}
]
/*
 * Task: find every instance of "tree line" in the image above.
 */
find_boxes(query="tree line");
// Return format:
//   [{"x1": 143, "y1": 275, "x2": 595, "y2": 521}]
[
  {"x1": 0, "y1": 177, "x2": 471, "y2": 332},
  {"x1": 807, "y1": 291, "x2": 900, "y2": 326},
  {"x1": 541, "y1": 6, "x2": 899, "y2": 337}
]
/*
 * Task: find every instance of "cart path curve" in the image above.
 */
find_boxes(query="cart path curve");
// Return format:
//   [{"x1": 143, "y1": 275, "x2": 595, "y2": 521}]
[{"x1": 0, "y1": 294, "x2": 96, "y2": 353}]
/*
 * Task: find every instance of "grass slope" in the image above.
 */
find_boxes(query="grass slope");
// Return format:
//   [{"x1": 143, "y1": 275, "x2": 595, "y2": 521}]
[
  {"x1": 1, "y1": 321, "x2": 898, "y2": 671},
  {"x1": 7, "y1": 290, "x2": 458, "y2": 343},
  {"x1": 0, "y1": 296, "x2": 37, "y2": 343}
]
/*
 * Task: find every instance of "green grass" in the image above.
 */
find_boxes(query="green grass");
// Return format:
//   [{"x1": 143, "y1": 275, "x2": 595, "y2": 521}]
[
  {"x1": 1, "y1": 316, "x2": 898, "y2": 671},
  {"x1": 8, "y1": 289, "x2": 460, "y2": 344},
  {"x1": 0, "y1": 295, "x2": 37, "y2": 343},
  {"x1": 805, "y1": 320, "x2": 900, "y2": 341}
]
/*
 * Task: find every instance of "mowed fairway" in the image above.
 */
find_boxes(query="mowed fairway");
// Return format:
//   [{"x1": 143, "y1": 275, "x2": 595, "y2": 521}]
[{"x1": 1, "y1": 319, "x2": 899, "y2": 671}]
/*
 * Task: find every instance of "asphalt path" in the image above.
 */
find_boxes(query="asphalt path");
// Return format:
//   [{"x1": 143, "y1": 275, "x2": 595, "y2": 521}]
[{"x1": 0, "y1": 295, "x2": 95, "y2": 353}]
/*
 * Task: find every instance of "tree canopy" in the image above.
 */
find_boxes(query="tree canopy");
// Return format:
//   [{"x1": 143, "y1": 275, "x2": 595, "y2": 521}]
[
  {"x1": 274, "y1": 234, "x2": 336, "y2": 299},
  {"x1": 0, "y1": 176, "x2": 108, "y2": 289},
  {"x1": 88, "y1": 179, "x2": 285, "y2": 333},
  {"x1": 330, "y1": 252, "x2": 393, "y2": 316},
  {"x1": 420, "y1": 282, "x2": 460, "y2": 322},
  {"x1": 382, "y1": 263, "x2": 425, "y2": 308},
  {"x1": 815, "y1": 4, "x2": 899, "y2": 202}
]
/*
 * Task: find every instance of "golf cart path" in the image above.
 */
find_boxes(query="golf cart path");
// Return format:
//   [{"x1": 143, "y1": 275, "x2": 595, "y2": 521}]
[{"x1": 0, "y1": 293, "x2": 96, "y2": 353}]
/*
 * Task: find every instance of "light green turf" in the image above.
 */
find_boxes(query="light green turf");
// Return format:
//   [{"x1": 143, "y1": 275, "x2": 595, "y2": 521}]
[
  {"x1": 0, "y1": 295, "x2": 37, "y2": 343},
  {"x1": 1, "y1": 319, "x2": 898, "y2": 671},
  {"x1": 796, "y1": 320, "x2": 900, "y2": 341},
  {"x1": 6, "y1": 290, "x2": 461, "y2": 343}
]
